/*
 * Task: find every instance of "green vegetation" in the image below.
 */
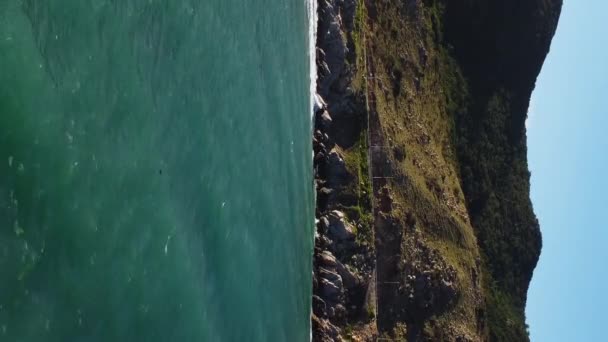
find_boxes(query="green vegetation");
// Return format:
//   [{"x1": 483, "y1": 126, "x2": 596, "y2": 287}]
[
  {"x1": 486, "y1": 283, "x2": 530, "y2": 341},
  {"x1": 351, "y1": 0, "x2": 368, "y2": 92},
  {"x1": 451, "y1": 87, "x2": 540, "y2": 340},
  {"x1": 432, "y1": 0, "x2": 560, "y2": 339},
  {"x1": 342, "y1": 130, "x2": 374, "y2": 248}
]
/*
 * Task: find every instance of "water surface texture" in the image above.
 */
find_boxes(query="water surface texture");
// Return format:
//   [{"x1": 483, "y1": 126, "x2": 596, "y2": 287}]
[{"x1": 0, "y1": 1, "x2": 314, "y2": 340}]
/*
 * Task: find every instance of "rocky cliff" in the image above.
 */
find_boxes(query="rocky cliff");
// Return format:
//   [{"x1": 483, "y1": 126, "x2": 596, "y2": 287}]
[{"x1": 311, "y1": 0, "x2": 562, "y2": 341}]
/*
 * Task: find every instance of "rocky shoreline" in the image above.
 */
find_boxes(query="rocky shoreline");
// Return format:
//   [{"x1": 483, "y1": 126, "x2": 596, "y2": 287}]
[
  {"x1": 311, "y1": 0, "x2": 375, "y2": 340},
  {"x1": 310, "y1": 0, "x2": 461, "y2": 340}
]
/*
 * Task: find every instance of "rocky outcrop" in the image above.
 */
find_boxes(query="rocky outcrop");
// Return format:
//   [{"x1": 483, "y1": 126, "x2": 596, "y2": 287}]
[
  {"x1": 312, "y1": 1, "x2": 375, "y2": 337},
  {"x1": 312, "y1": 97, "x2": 374, "y2": 340},
  {"x1": 316, "y1": 0, "x2": 356, "y2": 103},
  {"x1": 327, "y1": 210, "x2": 355, "y2": 242},
  {"x1": 396, "y1": 232, "x2": 458, "y2": 322}
]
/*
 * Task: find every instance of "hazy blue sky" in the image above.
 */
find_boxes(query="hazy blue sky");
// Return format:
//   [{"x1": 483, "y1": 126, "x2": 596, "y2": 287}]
[{"x1": 526, "y1": 1, "x2": 608, "y2": 341}]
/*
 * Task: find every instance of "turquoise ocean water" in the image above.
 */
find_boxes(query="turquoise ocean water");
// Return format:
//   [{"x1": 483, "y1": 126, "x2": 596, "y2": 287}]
[{"x1": 0, "y1": 1, "x2": 314, "y2": 341}]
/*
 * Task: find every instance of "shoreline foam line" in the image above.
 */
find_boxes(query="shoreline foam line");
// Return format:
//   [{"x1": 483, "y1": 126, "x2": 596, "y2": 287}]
[
  {"x1": 306, "y1": 0, "x2": 318, "y2": 341},
  {"x1": 307, "y1": 0, "x2": 318, "y2": 118}
]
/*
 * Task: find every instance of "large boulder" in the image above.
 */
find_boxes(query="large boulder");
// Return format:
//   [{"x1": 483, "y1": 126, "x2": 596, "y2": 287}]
[
  {"x1": 319, "y1": 267, "x2": 343, "y2": 290},
  {"x1": 317, "y1": 216, "x2": 330, "y2": 235},
  {"x1": 335, "y1": 261, "x2": 360, "y2": 289},
  {"x1": 327, "y1": 210, "x2": 355, "y2": 241},
  {"x1": 325, "y1": 149, "x2": 351, "y2": 187},
  {"x1": 320, "y1": 277, "x2": 342, "y2": 302},
  {"x1": 312, "y1": 295, "x2": 327, "y2": 317},
  {"x1": 318, "y1": 110, "x2": 333, "y2": 131},
  {"x1": 316, "y1": 187, "x2": 335, "y2": 212},
  {"x1": 319, "y1": 250, "x2": 338, "y2": 269},
  {"x1": 312, "y1": 314, "x2": 342, "y2": 342}
]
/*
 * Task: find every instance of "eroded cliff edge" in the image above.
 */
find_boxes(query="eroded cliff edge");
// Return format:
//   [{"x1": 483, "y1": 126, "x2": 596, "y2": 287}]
[{"x1": 312, "y1": 0, "x2": 562, "y2": 341}]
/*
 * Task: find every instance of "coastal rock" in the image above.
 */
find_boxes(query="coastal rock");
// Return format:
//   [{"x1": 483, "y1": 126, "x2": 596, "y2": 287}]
[
  {"x1": 318, "y1": 59, "x2": 331, "y2": 80},
  {"x1": 318, "y1": 110, "x2": 333, "y2": 131},
  {"x1": 320, "y1": 277, "x2": 342, "y2": 301},
  {"x1": 319, "y1": 267, "x2": 343, "y2": 290},
  {"x1": 317, "y1": 47, "x2": 326, "y2": 60},
  {"x1": 313, "y1": 295, "x2": 327, "y2": 317},
  {"x1": 334, "y1": 303, "x2": 347, "y2": 321},
  {"x1": 336, "y1": 261, "x2": 360, "y2": 289},
  {"x1": 318, "y1": 216, "x2": 330, "y2": 235},
  {"x1": 312, "y1": 314, "x2": 341, "y2": 342},
  {"x1": 327, "y1": 210, "x2": 355, "y2": 241},
  {"x1": 319, "y1": 235, "x2": 334, "y2": 249},
  {"x1": 314, "y1": 130, "x2": 325, "y2": 143},
  {"x1": 314, "y1": 151, "x2": 326, "y2": 164},
  {"x1": 319, "y1": 250, "x2": 338, "y2": 269},
  {"x1": 314, "y1": 94, "x2": 328, "y2": 114},
  {"x1": 326, "y1": 149, "x2": 351, "y2": 187},
  {"x1": 317, "y1": 187, "x2": 335, "y2": 212}
]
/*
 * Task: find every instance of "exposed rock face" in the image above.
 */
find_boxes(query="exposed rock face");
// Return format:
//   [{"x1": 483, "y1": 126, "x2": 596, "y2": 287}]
[
  {"x1": 312, "y1": 314, "x2": 341, "y2": 342},
  {"x1": 327, "y1": 210, "x2": 355, "y2": 241},
  {"x1": 395, "y1": 233, "x2": 458, "y2": 321},
  {"x1": 317, "y1": 0, "x2": 356, "y2": 102},
  {"x1": 325, "y1": 150, "x2": 352, "y2": 187}
]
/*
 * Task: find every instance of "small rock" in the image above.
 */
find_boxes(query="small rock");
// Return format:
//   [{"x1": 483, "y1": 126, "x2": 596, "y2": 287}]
[
  {"x1": 317, "y1": 110, "x2": 333, "y2": 131},
  {"x1": 314, "y1": 94, "x2": 327, "y2": 114},
  {"x1": 325, "y1": 149, "x2": 351, "y2": 187},
  {"x1": 328, "y1": 151, "x2": 345, "y2": 169},
  {"x1": 334, "y1": 303, "x2": 347, "y2": 320},
  {"x1": 320, "y1": 278, "x2": 342, "y2": 301},
  {"x1": 320, "y1": 235, "x2": 333, "y2": 249},
  {"x1": 331, "y1": 210, "x2": 345, "y2": 219},
  {"x1": 318, "y1": 216, "x2": 330, "y2": 234},
  {"x1": 314, "y1": 151, "x2": 326, "y2": 164},
  {"x1": 327, "y1": 306, "x2": 335, "y2": 318},
  {"x1": 318, "y1": 187, "x2": 334, "y2": 197},
  {"x1": 312, "y1": 295, "x2": 327, "y2": 317},
  {"x1": 316, "y1": 47, "x2": 326, "y2": 60},
  {"x1": 311, "y1": 314, "x2": 341, "y2": 342},
  {"x1": 319, "y1": 251, "x2": 338, "y2": 269},
  {"x1": 317, "y1": 187, "x2": 334, "y2": 211},
  {"x1": 319, "y1": 267, "x2": 343, "y2": 289},
  {"x1": 314, "y1": 130, "x2": 324, "y2": 142},
  {"x1": 318, "y1": 142, "x2": 327, "y2": 154}
]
